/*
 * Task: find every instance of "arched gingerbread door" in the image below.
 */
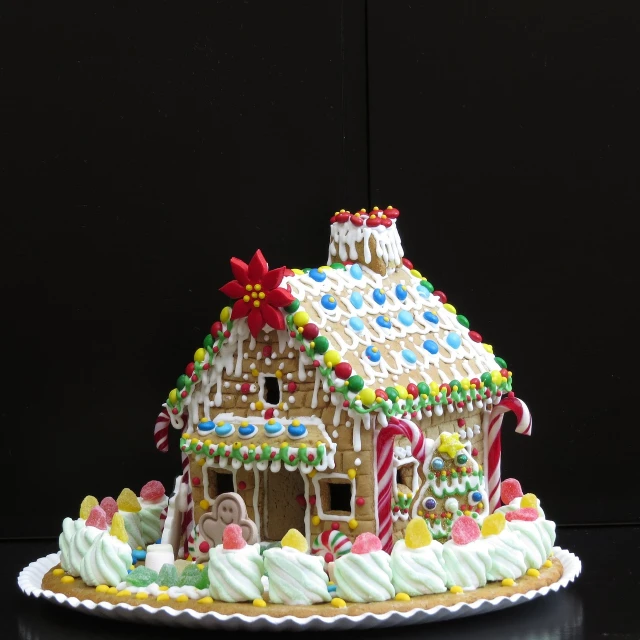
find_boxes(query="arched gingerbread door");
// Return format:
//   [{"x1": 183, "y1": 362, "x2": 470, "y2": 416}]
[{"x1": 260, "y1": 468, "x2": 306, "y2": 541}]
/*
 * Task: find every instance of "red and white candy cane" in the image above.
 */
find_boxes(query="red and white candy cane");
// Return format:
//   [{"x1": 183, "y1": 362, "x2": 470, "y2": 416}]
[
  {"x1": 154, "y1": 407, "x2": 171, "y2": 453},
  {"x1": 484, "y1": 394, "x2": 532, "y2": 514},
  {"x1": 375, "y1": 417, "x2": 427, "y2": 554}
]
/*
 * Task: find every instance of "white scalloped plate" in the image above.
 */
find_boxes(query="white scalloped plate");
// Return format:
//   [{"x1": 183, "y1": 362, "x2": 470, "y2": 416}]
[{"x1": 18, "y1": 547, "x2": 581, "y2": 631}]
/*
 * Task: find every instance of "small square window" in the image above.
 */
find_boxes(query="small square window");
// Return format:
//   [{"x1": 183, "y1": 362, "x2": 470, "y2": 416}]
[
  {"x1": 208, "y1": 468, "x2": 234, "y2": 497},
  {"x1": 320, "y1": 480, "x2": 352, "y2": 513},
  {"x1": 263, "y1": 375, "x2": 280, "y2": 405}
]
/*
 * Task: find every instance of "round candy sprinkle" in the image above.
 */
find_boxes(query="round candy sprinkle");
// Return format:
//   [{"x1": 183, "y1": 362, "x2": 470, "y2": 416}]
[
  {"x1": 309, "y1": 268, "x2": 326, "y2": 282},
  {"x1": 398, "y1": 310, "x2": 414, "y2": 326},
  {"x1": 431, "y1": 457, "x2": 444, "y2": 471},
  {"x1": 349, "y1": 317, "x2": 365, "y2": 332},
  {"x1": 349, "y1": 264, "x2": 363, "y2": 280},
  {"x1": 350, "y1": 291, "x2": 363, "y2": 309},
  {"x1": 423, "y1": 339, "x2": 439, "y2": 354},
  {"x1": 500, "y1": 478, "x2": 524, "y2": 505},
  {"x1": 223, "y1": 524, "x2": 247, "y2": 549},
  {"x1": 140, "y1": 480, "x2": 165, "y2": 502},
  {"x1": 376, "y1": 316, "x2": 392, "y2": 329},
  {"x1": 324, "y1": 350, "x2": 341, "y2": 367},
  {"x1": 373, "y1": 288, "x2": 386, "y2": 305},
  {"x1": 401, "y1": 349, "x2": 417, "y2": 364},
  {"x1": 423, "y1": 497, "x2": 437, "y2": 511},
  {"x1": 334, "y1": 362, "x2": 353, "y2": 379},
  {"x1": 313, "y1": 336, "x2": 329, "y2": 354},
  {"x1": 351, "y1": 532, "x2": 382, "y2": 554},
  {"x1": 321, "y1": 295, "x2": 337, "y2": 310},
  {"x1": 348, "y1": 375, "x2": 365, "y2": 393},
  {"x1": 395, "y1": 284, "x2": 408, "y2": 301},
  {"x1": 302, "y1": 323, "x2": 319, "y2": 340},
  {"x1": 445, "y1": 498, "x2": 459, "y2": 513},
  {"x1": 365, "y1": 345, "x2": 381, "y2": 362},
  {"x1": 423, "y1": 311, "x2": 439, "y2": 324},
  {"x1": 456, "y1": 453, "x2": 468, "y2": 465},
  {"x1": 471, "y1": 491, "x2": 483, "y2": 503},
  {"x1": 446, "y1": 333, "x2": 462, "y2": 349},
  {"x1": 359, "y1": 387, "x2": 376, "y2": 405},
  {"x1": 293, "y1": 311, "x2": 309, "y2": 327},
  {"x1": 451, "y1": 515, "x2": 480, "y2": 545}
]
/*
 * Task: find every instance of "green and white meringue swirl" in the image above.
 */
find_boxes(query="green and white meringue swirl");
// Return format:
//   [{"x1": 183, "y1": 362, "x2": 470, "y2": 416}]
[
  {"x1": 59, "y1": 517, "x2": 85, "y2": 573},
  {"x1": 496, "y1": 497, "x2": 545, "y2": 519},
  {"x1": 207, "y1": 544, "x2": 265, "y2": 602},
  {"x1": 390, "y1": 539, "x2": 448, "y2": 596},
  {"x1": 442, "y1": 539, "x2": 492, "y2": 590},
  {"x1": 68, "y1": 525, "x2": 103, "y2": 577},
  {"x1": 121, "y1": 511, "x2": 145, "y2": 550},
  {"x1": 80, "y1": 532, "x2": 133, "y2": 587},
  {"x1": 483, "y1": 530, "x2": 528, "y2": 581},
  {"x1": 507, "y1": 519, "x2": 556, "y2": 569},
  {"x1": 138, "y1": 496, "x2": 168, "y2": 545},
  {"x1": 263, "y1": 546, "x2": 330, "y2": 605},
  {"x1": 334, "y1": 550, "x2": 395, "y2": 603}
]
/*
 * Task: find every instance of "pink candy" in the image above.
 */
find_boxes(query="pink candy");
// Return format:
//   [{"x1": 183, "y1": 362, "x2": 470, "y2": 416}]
[
  {"x1": 505, "y1": 508, "x2": 539, "y2": 522},
  {"x1": 451, "y1": 515, "x2": 481, "y2": 545},
  {"x1": 140, "y1": 480, "x2": 165, "y2": 502},
  {"x1": 99, "y1": 497, "x2": 118, "y2": 524},
  {"x1": 500, "y1": 478, "x2": 524, "y2": 506},
  {"x1": 351, "y1": 532, "x2": 382, "y2": 554},
  {"x1": 222, "y1": 524, "x2": 246, "y2": 550},
  {"x1": 86, "y1": 506, "x2": 108, "y2": 530}
]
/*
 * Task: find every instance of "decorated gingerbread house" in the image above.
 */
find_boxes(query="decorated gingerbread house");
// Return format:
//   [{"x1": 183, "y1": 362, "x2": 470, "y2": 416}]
[{"x1": 155, "y1": 206, "x2": 532, "y2": 559}]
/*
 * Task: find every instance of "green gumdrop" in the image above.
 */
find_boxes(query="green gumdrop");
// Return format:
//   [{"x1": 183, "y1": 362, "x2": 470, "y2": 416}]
[
  {"x1": 456, "y1": 314, "x2": 470, "y2": 329},
  {"x1": 417, "y1": 382, "x2": 429, "y2": 396},
  {"x1": 449, "y1": 379, "x2": 461, "y2": 392},
  {"x1": 312, "y1": 335, "x2": 329, "y2": 354},
  {"x1": 420, "y1": 279, "x2": 435, "y2": 293},
  {"x1": 125, "y1": 566, "x2": 159, "y2": 587},
  {"x1": 347, "y1": 375, "x2": 364, "y2": 393},
  {"x1": 480, "y1": 372, "x2": 493, "y2": 386},
  {"x1": 385, "y1": 387, "x2": 399, "y2": 402},
  {"x1": 176, "y1": 374, "x2": 189, "y2": 390},
  {"x1": 158, "y1": 563, "x2": 179, "y2": 588},
  {"x1": 195, "y1": 567, "x2": 209, "y2": 590},
  {"x1": 495, "y1": 356, "x2": 508, "y2": 369},
  {"x1": 330, "y1": 262, "x2": 346, "y2": 270},
  {"x1": 178, "y1": 564, "x2": 203, "y2": 587},
  {"x1": 285, "y1": 299, "x2": 300, "y2": 313},
  {"x1": 203, "y1": 334, "x2": 214, "y2": 348}
]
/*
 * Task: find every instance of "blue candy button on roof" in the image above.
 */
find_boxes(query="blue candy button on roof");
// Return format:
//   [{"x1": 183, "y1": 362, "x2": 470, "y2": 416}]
[
  {"x1": 401, "y1": 348, "x2": 417, "y2": 364},
  {"x1": 373, "y1": 288, "x2": 386, "y2": 305},
  {"x1": 349, "y1": 264, "x2": 363, "y2": 280},
  {"x1": 376, "y1": 315, "x2": 392, "y2": 329},
  {"x1": 423, "y1": 311, "x2": 439, "y2": 324},
  {"x1": 321, "y1": 294, "x2": 337, "y2": 310},
  {"x1": 446, "y1": 333, "x2": 462, "y2": 349},
  {"x1": 309, "y1": 268, "x2": 326, "y2": 282},
  {"x1": 395, "y1": 284, "x2": 408, "y2": 301},
  {"x1": 423, "y1": 339, "x2": 439, "y2": 354},
  {"x1": 398, "y1": 310, "x2": 414, "y2": 326},
  {"x1": 416, "y1": 285, "x2": 431, "y2": 299},
  {"x1": 349, "y1": 317, "x2": 365, "y2": 332},
  {"x1": 350, "y1": 291, "x2": 363, "y2": 309},
  {"x1": 365, "y1": 345, "x2": 381, "y2": 362}
]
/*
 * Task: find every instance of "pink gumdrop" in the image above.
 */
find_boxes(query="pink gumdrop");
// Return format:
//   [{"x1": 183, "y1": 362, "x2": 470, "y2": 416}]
[
  {"x1": 500, "y1": 478, "x2": 524, "y2": 505},
  {"x1": 86, "y1": 506, "x2": 108, "y2": 530},
  {"x1": 140, "y1": 480, "x2": 166, "y2": 501},
  {"x1": 99, "y1": 497, "x2": 118, "y2": 524},
  {"x1": 505, "y1": 508, "x2": 539, "y2": 522},
  {"x1": 351, "y1": 532, "x2": 382, "y2": 554},
  {"x1": 451, "y1": 515, "x2": 481, "y2": 545},
  {"x1": 222, "y1": 524, "x2": 246, "y2": 550}
]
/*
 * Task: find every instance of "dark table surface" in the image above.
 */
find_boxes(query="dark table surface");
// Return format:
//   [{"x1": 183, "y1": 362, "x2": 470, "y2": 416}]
[{"x1": 4, "y1": 526, "x2": 638, "y2": 640}]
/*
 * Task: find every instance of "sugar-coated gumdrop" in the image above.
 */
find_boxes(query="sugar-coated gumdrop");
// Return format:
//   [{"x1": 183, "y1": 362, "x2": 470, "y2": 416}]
[
  {"x1": 117, "y1": 488, "x2": 141, "y2": 512},
  {"x1": 158, "y1": 564, "x2": 179, "y2": 588},
  {"x1": 505, "y1": 508, "x2": 539, "y2": 522},
  {"x1": 179, "y1": 564, "x2": 209, "y2": 589},
  {"x1": 140, "y1": 480, "x2": 165, "y2": 502},
  {"x1": 222, "y1": 524, "x2": 246, "y2": 550},
  {"x1": 85, "y1": 506, "x2": 108, "y2": 530},
  {"x1": 110, "y1": 513, "x2": 129, "y2": 543},
  {"x1": 174, "y1": 559, "x2": 190, "y2": 576},
  {"x1": 79, "y1": 495, "x2": 99, "y2": 520},
  {"x1": 125, "y1": 566, "x2": 159, "y2": 587},
  {"x1": 281, "y1": 528, "x2": 308, "y2": 553},
  {"x1": 451, "y1": 515, "x2": 481, "y2": 545},
  {"x1": 500, "y1": 478, "x2": 523, "y2": 506},
  {"x1": 481, "y1": 512, "x2": 506, "y2": 537},
  {"x1": 520, "y1": 493, "x2": 538, "y2": 509},
  {"x1": 351, "y1": 532, "x2": 383, "y2": 554},
  {"x1": 404, "y1": 518, "x2": 433, "y2": 549},
  {"x1": 99, "y1": 497, "x2": 118, "y2": 524}
]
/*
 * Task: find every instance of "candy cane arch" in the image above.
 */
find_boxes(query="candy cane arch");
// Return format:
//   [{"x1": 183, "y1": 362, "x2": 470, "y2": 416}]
[
  {"x1": 483, "y1": 394, "x2": 532, "y2": 514},
  {"x1": 154, "y1": 407, "x2": 195, "y2": 558},
  {"x1": 375, "y1": 416, "x2": 427, "y2": 554}
]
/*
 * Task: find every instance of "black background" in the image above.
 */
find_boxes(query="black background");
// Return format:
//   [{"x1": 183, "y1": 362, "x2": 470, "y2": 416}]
[{"x1": 1, "y1": 1, "x2": 638, "y2": 540}]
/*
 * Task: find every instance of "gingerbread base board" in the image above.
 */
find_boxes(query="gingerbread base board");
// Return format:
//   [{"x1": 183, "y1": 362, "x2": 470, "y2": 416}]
[{"x1": 20, "y1": 549, "x2": 581, "y2": 630}]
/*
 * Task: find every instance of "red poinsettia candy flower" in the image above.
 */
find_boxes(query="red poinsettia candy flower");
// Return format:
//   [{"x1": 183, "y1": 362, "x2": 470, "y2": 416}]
[{"x1": 219, "y1": 249, "x2": 295, "y2": 337}]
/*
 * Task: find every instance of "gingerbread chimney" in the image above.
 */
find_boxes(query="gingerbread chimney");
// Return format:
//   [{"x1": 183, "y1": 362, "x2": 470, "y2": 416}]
[{"x1": 326, "y1": 206, "x2": 404, "y2": 276}]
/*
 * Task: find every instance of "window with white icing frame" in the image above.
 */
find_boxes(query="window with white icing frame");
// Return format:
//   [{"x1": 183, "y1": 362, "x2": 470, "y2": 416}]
[
  {"x1": 259, "y1": 373, "x2": 281, "y2": 406},
  {"x1": 206, "y1": 467, "x2": 235, "y2": 501},
  {"x1": 312, "y1": 473, "x2": 355, "y2": 520},
  {"x1": 393, "y1": 457, "x2": 420, "y2": 499}
]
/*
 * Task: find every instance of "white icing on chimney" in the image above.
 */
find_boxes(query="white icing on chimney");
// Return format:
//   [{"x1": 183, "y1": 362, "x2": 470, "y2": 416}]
[{"x1": 327, "y1": 206, "x2": 404, "y2": 275}]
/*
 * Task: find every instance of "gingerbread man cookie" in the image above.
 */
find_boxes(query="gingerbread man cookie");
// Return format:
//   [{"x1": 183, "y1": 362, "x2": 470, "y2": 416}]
[{"x1": 198, "y1": 492, "x2": 259, "y2": 548}]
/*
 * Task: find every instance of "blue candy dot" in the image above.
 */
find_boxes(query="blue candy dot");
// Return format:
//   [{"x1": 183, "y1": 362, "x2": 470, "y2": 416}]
[
  {"x1": 416, "y1": 285, "x2": 430, "y2": 299},
  {"x1": 349, "y1": 264, "x2": 363, "y2": 280},
  {"x1": 401, "y1": 348, "x2": 417, "y2": 364},
  {"x1": 446, "y1": 333, "x2": 462, "y2": 349},
  {"x1": 373, "y1": 288, "x2": 386, "y2": 305},
  {"x1": 198, "y1": 420, "x2": 214, "y2": 432},
  {"x1": 215, "y1": 422, "x2": 234, "y2": 437},
  {"x1": 376, "y1": 316, "x2": 392, "y2": 329},
  {"x1": 321, "y1": 294, "x2": 337, "y2": 310},
  {"x1": 350, "y1": 291, "x2": 363, "y2": 309},
  {"x1": 309, "y1": 268, "x2": 326, "y2": 282},
  {"x1": 398, "y1": 310, "x2": 414, "y2": 326},
  {"x1": 264, "y1": 421, "x2": 283, "y2": 435},
  {"x1": 239, "y1": 424, "x2": 257, "y2": 437},
  {"x1": 349, "y1": 317, "x2": 365, "y2": 332},
  {"x1": 432, "y1": 457, "x2": 444, "y2": 471},
  {"x1": 365, "y1": 345, "x2": 381, "y2": 362},
  {"x1": 424, "y1": 497, "x2": 437, "y2": 511},
  {"x1": 288, "y1": 423, "x2": 307, "y2": 438},
  {"x1": 395, "y1": 284, "x2": 408, "y2": 301},
  {"x1": 472, "y1": 491, "x2": 483, "y2": 503},
  {"x1": 423, "y1": 311, "x2": 439, "y2": 324},
  {"x1": 423, "y1": 339, "x2": 439, "y2": 354}
]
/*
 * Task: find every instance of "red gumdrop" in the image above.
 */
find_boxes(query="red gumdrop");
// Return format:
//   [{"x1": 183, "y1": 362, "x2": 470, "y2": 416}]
[
  {"x1": 185, "y1": 362, "x2": 195, "y2": 376},
  {"x1": 199, "y1": 541, "x2": 211, "y2": 553},
  {"x1": 380, "y1": 218, "x2": 393, "y2": 228},
  {"x1": 451, "y1": 515, "x2": 481, "y2": 545},
  {"x1": 86, "y1": 506, "x2": 108, "y2": 530},
  {"x1": 350, "y1": 215, "x2": 364, "y2": 227},
  {"x1": 366, "y1": 216, "x2": 381, "y2": 227},
  {"x1": 432, "y1": 290, "x2": 447, "y2": 304},
  {"x1": 334, "y1": 362, "x2": 353, "y2": 380},
  {"x1": 99, "y1": 497, "x2": 118, "y2": 524},
  {"x1": 468, "y1": 330, "x2": 482, "y2": 343},
  {"x1": 406, "y1": 383, "x2": 419, "y2": 399},
  {"x1": 506, "y1": 508, "x2": 539, "y2": 522},
  {"x1": 211, "y1": 321, "x2": 223, "y2": 337},
  {"x1": 223, "y1": 523, "x2": 247, "y2": 550},
  {"x1": 140, "y1": 480, "x2": 166, "y2": 502},
  {"x1": 302, "y1": 323, "x2": 319, "y2": 340},
  {"x1": 402, "y1": 257, "x2": 413, "y2": 269},
  {"x1": 352, "y1": 532, "x2": 383, "y2": 554},
  {"x1": 501, "y1": 478, "x2": 524, "y2": 505}
]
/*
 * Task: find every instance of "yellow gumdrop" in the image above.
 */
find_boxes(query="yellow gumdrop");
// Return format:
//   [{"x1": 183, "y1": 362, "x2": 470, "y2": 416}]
[
  {"x1": 281, "y1": 528, "x2": 308, "y2": 553},
  {"x1": 220, "y1": 306, "x2": 231, "y2": 323},
  {"x1": 395, "y1": 384, "x2": 408, "y2": 400},
  {"x1": 110, "y1": 513, "x2": 129, "y2": 543},
  {"x1": 194, "y1": 348, "x2": 206, "y2": 362},
  {"x1": 117, "y1": 488, "x2": 141, "y2": 513},
  {"x1": 429, "y1": 381, "x2": 439, "y2": 394},
  {"x1": 169, "y1": 388, "x2": 179, "y2": 404},
  {"x1": 521, "y1": 493, "x2": 538, "y2": 509},
  {"x1": 324, "y1": 350, "x2": 341, "y2": 367},
  {"x1": 405, "y1": 517, "x2": 433, "y2": 549},
  {"x1": 359, "y1": 387, "x2": 376, "y2": 406},
  {"x1": 481, "y1": 512, "x2": 506, "y2": 537},
  {"x1": 79, "y1": 495, "x2": 99, "y2": 520},
  {"x1": 293, "y1": 311, "x2": 309, "y2": 327},
  {"x1": 443, "y1": 303, "x2": 456, "y2": 314}
]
